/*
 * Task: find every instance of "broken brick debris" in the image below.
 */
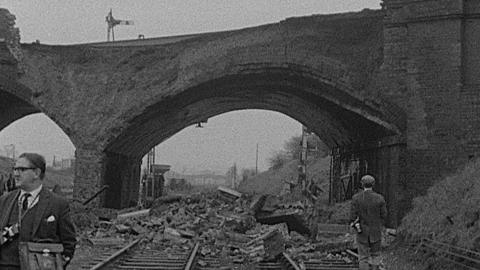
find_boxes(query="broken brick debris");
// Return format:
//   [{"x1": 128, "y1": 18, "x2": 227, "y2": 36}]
[
  {"x1": 315, "y1": 223, "x2": 350, "y2": 235},
  {"x1": 256, "y1": 209, "x2": 311, "y2": 235},
  {"x1": 73, "y1": 189, "x2": 356, "y2": 267},
  {"x1": 93, "y1": 207, "x2": 118, "y2": 221},
  {"x1": 217, "y1": 186, "x2": 242, "y2": 202},
  {"x1": 249, "y1": 194, "x2": 267, "y2": 214}
]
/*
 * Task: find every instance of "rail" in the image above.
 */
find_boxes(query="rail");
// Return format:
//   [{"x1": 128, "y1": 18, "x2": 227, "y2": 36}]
[
  {"x1": 281, "y1": 252, "x2": 302, "y2": 270},
  {"x1": 87, "y1": 239, "x2": 202, "y2": 270},
  {"x1": 89, "y1": 238, "x2": 140, "y2": 270},
  {"x1": 256, "y1": 251, "x2": 358, "y2": 270},
  {"x1": 418, "y1": 238, "x2": 480, "y2": 270},
  {"x1": 185, "y1": 242, "x2": 200, "y2": 270},
  {"x1": 84, "y1": 238, "x2": 361, "y2": 270}
]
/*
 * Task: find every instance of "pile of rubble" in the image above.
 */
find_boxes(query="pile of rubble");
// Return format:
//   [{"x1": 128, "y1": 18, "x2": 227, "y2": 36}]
[{"x1": 72, "y1": 186, "x2": 356, "y2": 267}]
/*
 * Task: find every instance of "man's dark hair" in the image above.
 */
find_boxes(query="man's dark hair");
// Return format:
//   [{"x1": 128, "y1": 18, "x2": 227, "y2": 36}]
[{"x1": 19, "y1": 153, "x2": 46, "y2": 180}]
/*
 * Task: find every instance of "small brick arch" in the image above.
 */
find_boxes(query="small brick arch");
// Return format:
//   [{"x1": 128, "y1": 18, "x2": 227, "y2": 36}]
[{"x1": 0, "y1": 76, "x2": 80, "y2": 149}]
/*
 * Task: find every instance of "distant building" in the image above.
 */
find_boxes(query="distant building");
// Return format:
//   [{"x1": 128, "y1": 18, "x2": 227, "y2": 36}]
[
  {"x1": 61, "y1": 158, "x2": 75, "y2": 169},
  {"x1": 52, "y1": 157, "x2": 75, "y2": 170},
  {"x1": 184, "y1": 174, "x2": 227, "y2": 186},
  {"x1": 165, "y1": 171, "x2": 228, "y2": 187}
]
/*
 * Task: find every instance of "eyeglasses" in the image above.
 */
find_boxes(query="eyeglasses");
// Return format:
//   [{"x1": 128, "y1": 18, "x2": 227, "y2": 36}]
[{"x1": 13, "y1": 167, "x2": 36, "y2": 172}]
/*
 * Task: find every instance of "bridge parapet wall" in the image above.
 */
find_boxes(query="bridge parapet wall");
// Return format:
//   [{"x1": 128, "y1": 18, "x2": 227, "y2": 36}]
[
  {"x1": 385, "y1": 0, "x2": 463, "y2": 20},
  {"x1": 384, "y1": 0, "x2": 480, "y2": 21}
]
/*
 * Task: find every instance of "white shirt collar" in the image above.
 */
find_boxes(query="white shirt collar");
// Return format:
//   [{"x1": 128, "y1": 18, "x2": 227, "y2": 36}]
[
  {"x1": 19, "y1": 184, "x2": 43, "y2": 200},
  {"x1": 364, "y1": 187, "x2": 373, "y2": 191}
]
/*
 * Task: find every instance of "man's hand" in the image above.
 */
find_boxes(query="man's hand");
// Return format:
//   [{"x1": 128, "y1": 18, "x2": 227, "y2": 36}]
[{"x1": 62, "y1": 255, "x2": 71, "y2": 266}]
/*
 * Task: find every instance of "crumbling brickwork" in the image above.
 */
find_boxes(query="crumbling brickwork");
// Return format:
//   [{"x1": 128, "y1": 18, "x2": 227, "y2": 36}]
[
  {"x1": 6, "y1": 10, "x2": 402, "y2": 207},
  {"x1": 382, "y1": 0, "x2": 480, "y2": 218},
  {"x1": 74, "y1": 148, "x2": 105, "y2": 206}
]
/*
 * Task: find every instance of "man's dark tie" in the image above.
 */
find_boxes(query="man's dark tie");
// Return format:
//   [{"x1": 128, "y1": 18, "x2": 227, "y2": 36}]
[{"x1": 22, "y1": 193, "x2": 31, "y2": 211}]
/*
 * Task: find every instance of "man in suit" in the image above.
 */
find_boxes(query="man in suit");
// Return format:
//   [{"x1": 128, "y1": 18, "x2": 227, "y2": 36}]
[
  {"x1": 350, "y1": 175, "x2": 387, "y2": 270},
  {"x1": 0, "y1": 153, "x2": 76, "y2": 269}
]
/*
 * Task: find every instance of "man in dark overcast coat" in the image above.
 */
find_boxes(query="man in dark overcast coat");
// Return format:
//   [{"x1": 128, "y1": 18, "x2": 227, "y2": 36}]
[{"x1": 350, "y1": 174, "x2": 387, "y2": 270}]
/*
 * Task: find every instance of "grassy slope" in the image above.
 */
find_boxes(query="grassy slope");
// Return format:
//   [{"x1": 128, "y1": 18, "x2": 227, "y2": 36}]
[
  {"x1": 399, "y1": 159, "x2": 480, "y2": 249},
  {"x1": 237, "y1": 156, "x2": 353, "y2": 227}
]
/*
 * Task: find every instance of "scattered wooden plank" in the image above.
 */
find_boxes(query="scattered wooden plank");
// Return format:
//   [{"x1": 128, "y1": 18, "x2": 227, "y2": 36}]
[
  {"x1": 116, "y1": 209, "x2": 150, "y2": 220},
  {"x1": 217, "y1": 186, "x2": 242, "y2": 198}
]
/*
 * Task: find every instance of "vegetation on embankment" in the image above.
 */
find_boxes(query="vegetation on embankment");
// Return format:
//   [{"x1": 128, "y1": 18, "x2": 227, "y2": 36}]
[
  {"x1": 237, "y1": 158, "x2": 330, "y2": 195},
  {"x1": 399, "y1": 159, "x2": 480, "y2": 250},
  {"x1": 235, "y1": 135, "x2": 354, "y2": 225},
  {"x1": 237, "y1": 134, "x2": 330, "y2": 197}
]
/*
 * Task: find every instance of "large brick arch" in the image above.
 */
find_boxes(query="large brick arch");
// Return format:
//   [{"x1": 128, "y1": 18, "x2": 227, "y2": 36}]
[
  {"x1": 99, "y1": 62, "x2": 405, "y2": 208},
  {"x1": 105, "y1": 66, "x2": 405, "y2": 159},
  {"x1": 66, "y1": 10, "x2": 404, "y2": 208},
  {"x1": 98, "y1": 10, "x2": 402, "y2": 154}
]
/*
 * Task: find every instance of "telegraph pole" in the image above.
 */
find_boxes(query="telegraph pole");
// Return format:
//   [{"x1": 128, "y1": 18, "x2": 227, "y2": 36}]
[
  {"x1": 147, "y1": 147, "x2": 155, "y2": 173},
  {"x1": 255, "y1": 143, "x2": 259, "y2": 175},
  {"x1": 233, "y1": 163, "x2": 237, "y2": 188},
  {"x1": 299, "y1": 126, "x2": 308, "y2": 191},
  {"x1": 139, "y1": 147, "x2": 155, "y2": 208}
]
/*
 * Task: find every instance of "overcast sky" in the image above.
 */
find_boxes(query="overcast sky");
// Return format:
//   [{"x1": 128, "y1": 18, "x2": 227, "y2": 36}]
[{"x1": 0, "y1": 0, "x2": 381, "y2": 174}]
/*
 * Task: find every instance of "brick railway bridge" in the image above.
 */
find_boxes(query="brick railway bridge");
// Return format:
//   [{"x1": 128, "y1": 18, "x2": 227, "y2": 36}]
[{"x1": 1, "y1": 0, "x2": 479, "y2": 226}]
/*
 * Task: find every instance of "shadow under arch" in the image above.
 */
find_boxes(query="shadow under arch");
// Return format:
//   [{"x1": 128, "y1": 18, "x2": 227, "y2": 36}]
[
  {"x1": 101, "y1": 68, "x2": 406, "y2": 208},
  {"x1": 0, "y1": 77, "x2": 40, "y2": 131}
]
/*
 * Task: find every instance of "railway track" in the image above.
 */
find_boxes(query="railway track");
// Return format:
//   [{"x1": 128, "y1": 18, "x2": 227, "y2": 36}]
[
  {"x1": 256, "y1": 252, "x2": 302, "y2": 270},
  {"x1": 416, "y1": 238, "x2": 480, "y2": 270},
  {"x1": 85, "y1": 240, "x2": 201, "y2": 270},
  {"x1": 256, "y1": 251, "x2": 358, "y2": 270},
  {"x1": 82, "y1": 240, "x2": 224, "y2": 270},
  {"x1": 82, "y1": 238, "x2": 359, "y2": 270},
  {"x1": 297, "y1": 250, "x2": 358, "y2": 270},
  {"x1": 300, "y1": 258, "x2": 358, "y2": 270}
]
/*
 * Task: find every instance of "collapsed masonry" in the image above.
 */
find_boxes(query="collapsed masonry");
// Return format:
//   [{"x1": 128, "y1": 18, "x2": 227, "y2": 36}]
[{"x1": 71, "y1": 187, "x2": 360, "y2": 267}]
